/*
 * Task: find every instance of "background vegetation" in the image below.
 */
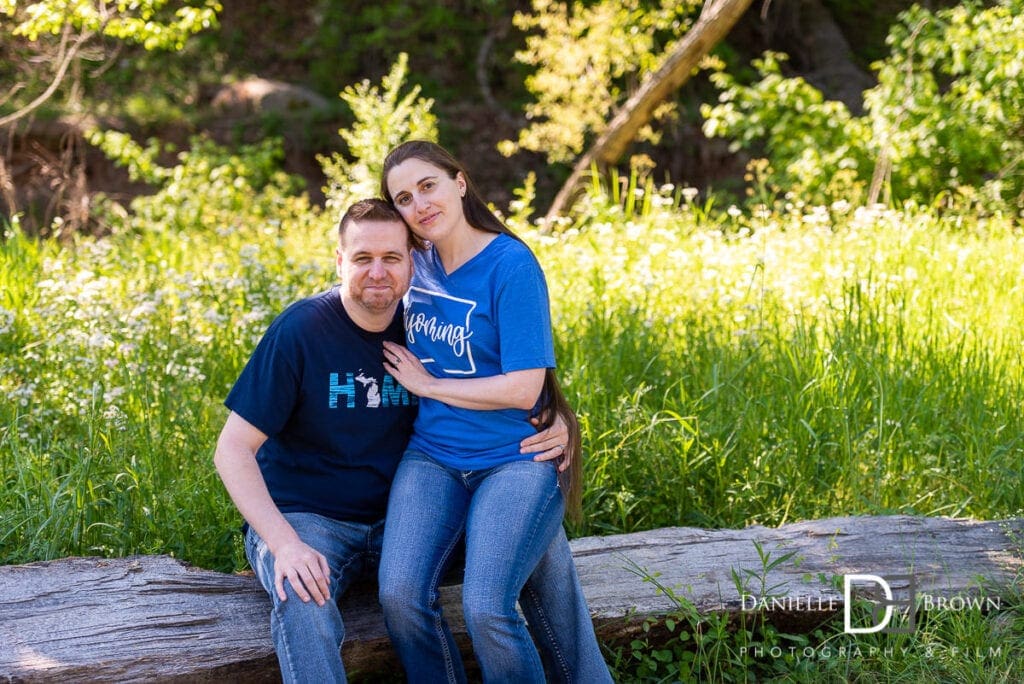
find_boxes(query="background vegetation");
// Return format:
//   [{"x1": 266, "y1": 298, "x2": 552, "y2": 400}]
[{"x1": 2, "y1": 0, "x2": 1022, "y2": 681}]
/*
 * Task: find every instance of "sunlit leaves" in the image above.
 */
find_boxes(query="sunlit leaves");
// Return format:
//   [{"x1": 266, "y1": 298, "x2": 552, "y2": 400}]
[
  {"x1": 702, "y1": 0, "x2": 1024, "y2": 212},
  {"x1": 505, "y1": 0, "x2": 702, "y2": 163},
  {"x1": 9, "y1": 0, "x2": 220, "y2": 50},
  {"x1": 319, "y1": 52, "x2": 438, "y2": 215}
]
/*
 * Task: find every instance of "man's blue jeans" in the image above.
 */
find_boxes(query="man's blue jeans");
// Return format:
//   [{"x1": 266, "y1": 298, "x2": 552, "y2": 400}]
[
  {"x1": 378, "y1": 452, "x2": 611, "y2": 683},
  {"x1": 247, "y1": 510, "x2": 611, "y2": 683},
  {"x1": 246, "y1": 512, "x2": 383, "y2": 683}
]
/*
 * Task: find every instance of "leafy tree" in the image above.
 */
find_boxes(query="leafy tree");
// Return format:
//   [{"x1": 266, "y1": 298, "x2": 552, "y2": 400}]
[
  {"x1": 0, "y1": 0, "x2": 220, "y2": 126},
  {"x1": 701, "y1": 0, "x2": 1024, "y2": 212},
  {"x1": 318, "y1": 53, "x2": 438, "y2": 216},
  {"x1": 503, "y1": 0, "x2": 704, "y2": 165},
  {"x1": 88, "y1": 129, "x2": 310, "y2": 235}
]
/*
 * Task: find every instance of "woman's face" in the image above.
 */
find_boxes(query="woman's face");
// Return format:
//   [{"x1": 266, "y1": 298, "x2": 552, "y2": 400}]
[{"x1": 386, "y1": 157, "x2": 467, "y2": 245}]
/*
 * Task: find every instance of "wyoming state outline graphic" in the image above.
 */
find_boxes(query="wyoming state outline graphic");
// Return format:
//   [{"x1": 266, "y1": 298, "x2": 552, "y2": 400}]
[{"x1": 404, "y1": 286, "x2": 476, "y2": 375}]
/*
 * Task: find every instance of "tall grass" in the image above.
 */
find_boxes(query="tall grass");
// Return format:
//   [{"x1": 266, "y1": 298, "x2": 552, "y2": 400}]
[
  {"x1": 2, "y1": 191, "x2": 1022, "y2": 574},
  {"x1": 519, "y1": 194, "x2": 1024, "y2": 537}
]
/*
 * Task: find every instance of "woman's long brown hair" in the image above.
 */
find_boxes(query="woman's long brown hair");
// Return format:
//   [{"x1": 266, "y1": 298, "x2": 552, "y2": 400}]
[{"x1": 381, "y1": 140, "x2": 583, "y2": 522}]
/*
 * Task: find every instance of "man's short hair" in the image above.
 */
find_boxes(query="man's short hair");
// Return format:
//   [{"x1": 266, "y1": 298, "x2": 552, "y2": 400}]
[
  {"x1": 338, "y1": 198, "x2": 402, "y2": 237},
  {"x1": 338, "y1": 198, "x2": 422, "y2": 250}
]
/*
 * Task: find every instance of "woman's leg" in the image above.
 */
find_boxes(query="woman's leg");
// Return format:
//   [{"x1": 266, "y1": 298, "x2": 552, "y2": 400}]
[
  {"x1": 462, "y1": 460, "x2": 564, "y2": 684},
  {"x1": 519, "y1": 527, "x2": 613, "y2": 683},
  {"x1": 379, "y1": 452, "x2": 470, "y2": 684}
]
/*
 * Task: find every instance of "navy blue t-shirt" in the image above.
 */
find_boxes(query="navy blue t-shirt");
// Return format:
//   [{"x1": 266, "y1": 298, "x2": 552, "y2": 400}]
[{"x1": 225, "y1": 287, "x2": 417, "y2": 523}]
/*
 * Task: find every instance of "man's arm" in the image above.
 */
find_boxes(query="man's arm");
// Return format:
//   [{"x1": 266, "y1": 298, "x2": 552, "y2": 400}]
[
  {"x1": 214, "y1": 411, "x2": 331, "y2": 606},
  {"x1": 522, "y1": 414, "x2": 572, "y2": 472}
]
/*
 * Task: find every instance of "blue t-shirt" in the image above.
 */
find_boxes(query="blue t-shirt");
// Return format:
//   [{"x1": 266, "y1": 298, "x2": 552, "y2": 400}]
[
  {"x1": 225, "y1": 287, "x2": 417, "y2": 523},
  {"x1": 404, "y1": 233, "x2": 556, "y2": 469}
]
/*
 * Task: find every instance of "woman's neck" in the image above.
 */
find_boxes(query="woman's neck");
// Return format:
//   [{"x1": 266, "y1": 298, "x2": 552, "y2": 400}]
[{"x1": 434, "y1": 228, "x2": 499, "y2": 275}]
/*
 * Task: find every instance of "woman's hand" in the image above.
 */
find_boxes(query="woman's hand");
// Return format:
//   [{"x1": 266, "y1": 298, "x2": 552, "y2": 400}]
[
  {"x1": 383, "y1": 341, "x2": 545, "y2": 411},
  {"x1": 383, "y1": 341, "x2": 434, "y2": 397},
  {"x1": 521, "y1": 412, "x2": 570, "y2": 472}
]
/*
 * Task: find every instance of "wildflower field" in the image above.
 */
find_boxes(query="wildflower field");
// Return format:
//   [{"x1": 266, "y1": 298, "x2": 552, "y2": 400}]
[
  {"x1": 2, "y1": 185, "x2": 1023, "y2": 680},
  {"x1": 3, "y1": 187, "x2": 1023, "y2": 566}
]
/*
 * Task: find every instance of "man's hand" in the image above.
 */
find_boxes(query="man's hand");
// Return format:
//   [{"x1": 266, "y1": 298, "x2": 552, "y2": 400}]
[
  {"x1": 273, "y1": 538, "x2": 332, "y2": 606},
  {"x1": 521, "y1": 413, "x2": 571, "y2": 472}
]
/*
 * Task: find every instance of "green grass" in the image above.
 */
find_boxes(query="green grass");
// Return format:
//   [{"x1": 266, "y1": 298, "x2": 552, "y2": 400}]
[
  {"x1": 612, "y1": 579, "x2": 1024, "y2": 682},
  {"x1": 2, "y1": 190, "x2": 1022, "y2": 679},
  {"x1": 526, "y1": 199, "x2": 1024, "y2": 535}
]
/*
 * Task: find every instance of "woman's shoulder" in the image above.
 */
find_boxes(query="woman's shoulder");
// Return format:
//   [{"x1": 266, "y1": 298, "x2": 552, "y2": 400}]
[{"x1": 488, "y1": 233, "x2": 541, "y2": 267}]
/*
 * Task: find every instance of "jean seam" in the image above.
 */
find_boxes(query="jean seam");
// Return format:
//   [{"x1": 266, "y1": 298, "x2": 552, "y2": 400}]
[
  {"x1": 273, "y1": 603, "x2": 302, "y2": 683},
  {"x1": 429, "y1": 522, "x2": 465, "y2": 684},
  {"x1": 425, "y1": 458, "x2": 467, "y2": 684},
  {"x1": 499, "y1": 470, "x2": 561, "y2": 682},
  {"x1": 522, "y1": 581, "x2": 572, "y2": 682},
  {"x1": 520, "y1": 474, "x2": 562, "y2": 584}
]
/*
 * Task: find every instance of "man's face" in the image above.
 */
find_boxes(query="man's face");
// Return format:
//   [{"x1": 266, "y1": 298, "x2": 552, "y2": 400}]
[{"x1": 336, "y1": 219, "x2": 413, "y2": 322}]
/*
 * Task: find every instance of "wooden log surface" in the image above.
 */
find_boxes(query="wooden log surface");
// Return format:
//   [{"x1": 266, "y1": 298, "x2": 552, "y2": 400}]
[{"x1": 1, "y1": 515, "x2": 1021, "y2": 682}]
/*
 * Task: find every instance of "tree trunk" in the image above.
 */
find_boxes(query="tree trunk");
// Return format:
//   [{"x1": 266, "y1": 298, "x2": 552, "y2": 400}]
[
  {"x1": 3, "y1": 515, "x2": 1022, "y2": 682},
  {"x1": 545, "y1": 0, "x2": 755, "y2": 221}
]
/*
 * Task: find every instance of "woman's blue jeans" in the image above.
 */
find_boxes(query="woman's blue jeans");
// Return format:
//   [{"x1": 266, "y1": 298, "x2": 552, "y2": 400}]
[
  {"x1": 379, "y1": 452, "x2": 573, "y2": 683},
  {"x1": 246, "y1": 512, "x2": 383, "y2": 683}
]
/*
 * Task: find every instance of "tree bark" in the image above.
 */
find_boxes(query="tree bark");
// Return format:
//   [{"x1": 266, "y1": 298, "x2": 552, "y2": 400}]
[
  {"x1": 2, "y1": 515, "x2": 1022, "y2": 682},
  {"x1": 545, "y1": 0, "x2": 755, "y2": 221}
]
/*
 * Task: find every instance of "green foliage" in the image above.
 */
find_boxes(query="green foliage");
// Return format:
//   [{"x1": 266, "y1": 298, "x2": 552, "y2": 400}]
[
  {"x1": 702, "y1": 52, "x2": 874, "y2": 208},
  {"x1": 299, "y1": 1, "x2": 478, "y2": 97},
  {"x1": 505, "y1": 0, "x2": 703, "y2": 163},
  {"x1": 535, "y1": 192, "x2": 1024, "y2": 535},
  {"x1": 89, "y1": 130, "x2": 313, "y2": 235},
  {"x1": 1, "y1": 0, "x2": 220, "y2": 136},
  {"x1": 2, "y1": 133, "x2": 328, "y2": 569},
  {"x1": 702, "y1": 0, "x2": 1024, "y2": 212},
  {"x1": 318, "y1": 53, "x2": 438, "y2": 215},
  {"x1": 5, "y1": 0, "x2": 220, "y2": 50},
  {"x1": 3, "y1": 158, "x2": 1024, "y2": 676}
]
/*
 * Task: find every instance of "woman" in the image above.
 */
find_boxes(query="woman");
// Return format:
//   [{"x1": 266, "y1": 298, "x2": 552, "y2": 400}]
[{"x1": 377, "y1": 140, "x2": 602, "y2": 683}]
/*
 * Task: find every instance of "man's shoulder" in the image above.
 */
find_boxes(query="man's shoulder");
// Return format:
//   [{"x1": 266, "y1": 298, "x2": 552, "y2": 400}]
[{"x1": 272, "y1": 288, "x2": 342, "y2": 327}]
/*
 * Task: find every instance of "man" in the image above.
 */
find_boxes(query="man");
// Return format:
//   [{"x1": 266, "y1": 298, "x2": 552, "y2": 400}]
[{"x1": 214, "y1": 199, "x2": 609, "y2": 683}]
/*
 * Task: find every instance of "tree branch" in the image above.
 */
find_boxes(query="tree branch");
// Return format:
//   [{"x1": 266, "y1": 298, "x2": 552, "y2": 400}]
[
  {"x1": 545, "y1": 0, "x2": 754, "y2": 221},
  {"x1": 0, "y1": 24, "x2": 97, "y2": 129}
]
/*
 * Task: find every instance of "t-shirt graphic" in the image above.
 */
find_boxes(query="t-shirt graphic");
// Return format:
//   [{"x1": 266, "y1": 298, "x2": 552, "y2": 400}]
[
  {"x1": 355, "y1": 372, "x2": 380, "y2": 407},
  {"x1": 404, "y1": 287, "x2": 477, "y2": 375},
  {"x1": 330, "y1": 370, "x2": 414, "y2": 409}
]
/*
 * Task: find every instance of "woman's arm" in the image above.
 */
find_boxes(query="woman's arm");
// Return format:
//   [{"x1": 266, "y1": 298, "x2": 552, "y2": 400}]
[{"x1": 383, "y1": 340, "x2": 545, "y2": 411}]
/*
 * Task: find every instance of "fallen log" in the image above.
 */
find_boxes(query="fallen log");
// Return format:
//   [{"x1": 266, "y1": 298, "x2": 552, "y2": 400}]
[{"x1": 1, "y1": 515, "x2": 1021, "y2": 682}]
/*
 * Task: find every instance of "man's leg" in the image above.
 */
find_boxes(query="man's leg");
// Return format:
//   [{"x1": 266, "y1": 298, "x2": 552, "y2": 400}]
[
  {"x1": 461, "y1": 460, "x2": 565, "y2": 684},
  {"x1": 246, "y1": 512, "x2": 375, "y2": 684},
  {"x1": 378, "y1": 452, "x2": 470, "y2": 684},
  {"x1": 519, "y1": 527, "x2": 614, "y2": 683}
]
